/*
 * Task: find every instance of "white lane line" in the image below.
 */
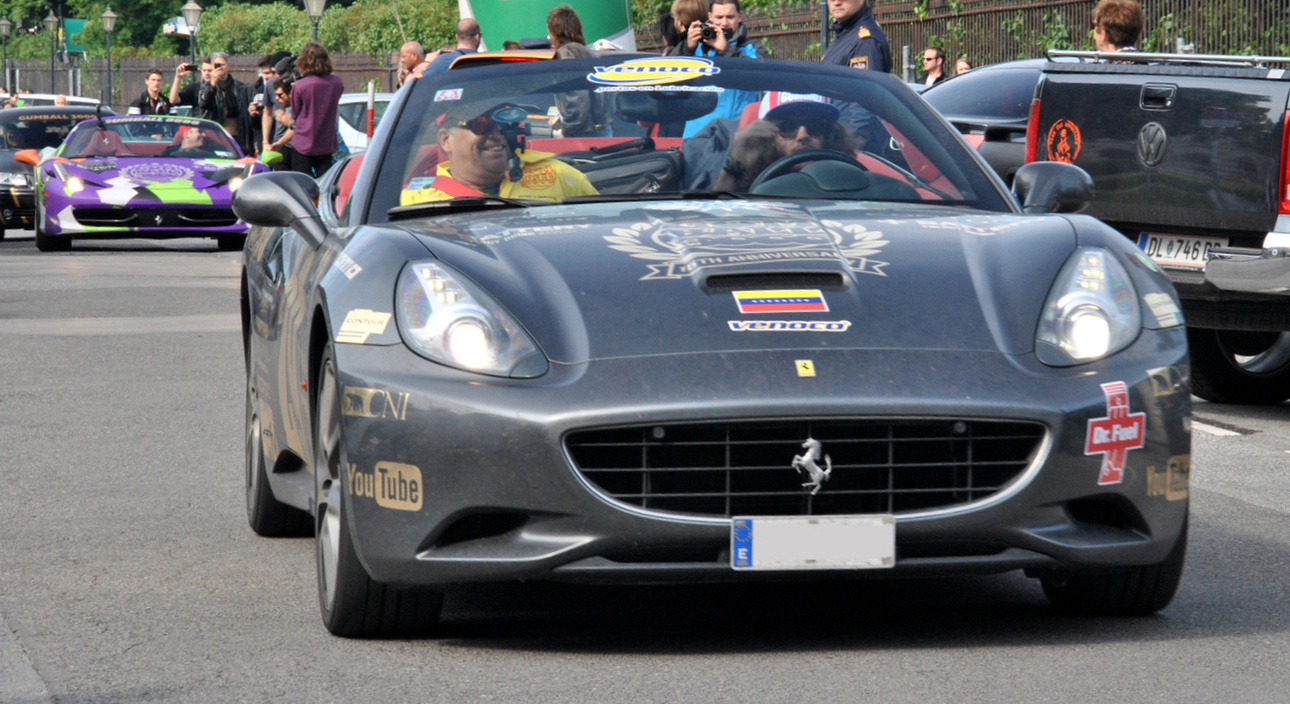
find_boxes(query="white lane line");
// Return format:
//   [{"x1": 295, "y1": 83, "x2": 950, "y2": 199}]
[
  {"x1": 1193, "y1": 420, "x2": 1241, "y2": 437},
  {"x1": 0, "y1": 611, "x2": 53, "y2": 704}
]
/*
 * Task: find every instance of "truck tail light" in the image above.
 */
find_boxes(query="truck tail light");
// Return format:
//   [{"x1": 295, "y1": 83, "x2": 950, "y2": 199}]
[
  {"x1": 1024, "y1": 99, "x2": 1041, "y2": 163},
  {"x1": 1280, "y1": 110, "x2": 1290, "y2": 214}
]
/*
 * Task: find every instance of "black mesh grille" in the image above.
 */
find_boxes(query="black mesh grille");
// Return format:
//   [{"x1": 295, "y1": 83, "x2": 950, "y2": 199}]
[{"x1": 566, "y1": 419, "x2": 1045, "y2": 517}]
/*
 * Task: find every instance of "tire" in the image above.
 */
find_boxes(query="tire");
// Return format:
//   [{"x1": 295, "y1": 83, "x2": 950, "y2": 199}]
[
  {"x1": 0, "y1": 227, "x2": 6, "y2": 240},
  {"x1": 1041, "y1": 515, "x2": 1187, "y2": 616},
  {"x1": 33, "y1": 200, "x2": 70, "y2": 252},
  {"x1": 217, "y1": 234, "x2": 246, "y2": 252},
  {"x1": 1188, "y1": 327, "x2": 1290, "y2": 405},
  {"x1": 245, "y1": 384, "x2": 311, "y2": 537},
  {"x1": 314, "y1": 343, "x2": 443, "y2": 637}
]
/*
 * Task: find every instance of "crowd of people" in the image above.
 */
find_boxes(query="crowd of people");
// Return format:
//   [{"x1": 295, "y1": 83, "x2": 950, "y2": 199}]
[
  {"x1": 153, "y1": 42, "x2": 347, "y2": 177},
  {"x1": 2, "y1": 0, "x2": 1146, "y2": 187}
]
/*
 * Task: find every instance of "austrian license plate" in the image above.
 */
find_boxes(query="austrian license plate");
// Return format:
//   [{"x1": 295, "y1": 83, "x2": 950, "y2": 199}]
[
  {"x1": 731, "y1": 515, "x2": 895, "y2": 571},
  {"x1": 1137, "y1": 232, "x2": 1228, "y2": 269}
]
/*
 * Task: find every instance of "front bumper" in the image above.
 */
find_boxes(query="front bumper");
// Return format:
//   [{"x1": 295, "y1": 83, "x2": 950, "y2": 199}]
[
  {"x1": 39, "y1": 198, "x2": 247, "y2": 239},
  {"x1": 0, "y1": 185, "x2": 35, "y2": 228},
  {"x1": 323, "y1": 330, "x2": 1190, "y2": 588}
]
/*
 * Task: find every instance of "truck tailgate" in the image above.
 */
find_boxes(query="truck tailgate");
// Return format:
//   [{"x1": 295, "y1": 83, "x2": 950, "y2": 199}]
[{"x1": 1035, "y1": 63, "x2": 1290, "y2": 237}]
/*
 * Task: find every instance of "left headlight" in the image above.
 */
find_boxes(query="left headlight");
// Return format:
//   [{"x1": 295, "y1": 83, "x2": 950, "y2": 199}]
[
  {"x1": 395, "y1": 260, "x2": 547, "y2": 378},
  {"x1": 1036, "y1": 247, "x2": 1141, "y2": 366},
  {"x1": 0, "y1": 171, "x2": 28, "y2": 187}
]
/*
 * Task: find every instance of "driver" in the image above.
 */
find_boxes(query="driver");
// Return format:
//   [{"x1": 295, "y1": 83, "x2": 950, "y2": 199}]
[
  {"x1": 401, "y1": 102, "x2": 598, "y2": 205},
  {"x1": 164, "y1": 127, "x2": 211, "y2": 156},
  {"x1": 713, "y1": 93, "x2": 858, "y2": 191}
]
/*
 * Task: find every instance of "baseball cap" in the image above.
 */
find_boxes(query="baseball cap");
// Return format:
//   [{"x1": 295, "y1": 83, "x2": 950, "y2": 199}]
[{"x1": 758, "y1": 92, "x2": 839, "y2": 123}]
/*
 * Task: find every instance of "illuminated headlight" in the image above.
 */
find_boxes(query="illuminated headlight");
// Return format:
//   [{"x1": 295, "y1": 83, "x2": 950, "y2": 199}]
[
  {"x1": 65, "y1": 176, "x2": 85, "y2": 194},
  {"x1": 1036, "y1": 247, "x2": 1141, "y2": 366},
  {"x1": 395, "y1": 260, "x2": 546, "y2": 377},
  {"x1": 0, "y1": 172, "x2": 28, "y2": 187},
  {"x1": 227, "y1": 176, "x2": 244, "y2": 192}
]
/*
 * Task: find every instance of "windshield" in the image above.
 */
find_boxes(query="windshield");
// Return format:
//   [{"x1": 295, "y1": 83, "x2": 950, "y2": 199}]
[
  {"x1": 59, "y1": 118, "x2": 242, "y2": 159},
  {"x1": 921, "y1": 65, "x2": 1041, "y2": 123},
  {"x1": 366, "y1": 56, "x2": 1009, "y2": 222},
  {"x1": 0, "y1": 113, "x2": 95, "y2": 151}
]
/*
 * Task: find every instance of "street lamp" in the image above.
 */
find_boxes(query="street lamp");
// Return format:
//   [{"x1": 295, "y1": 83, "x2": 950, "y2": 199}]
[
  {"x1": 181, "y1": 1, "x2": 203, "y2": 74},
  {"x1": 44, "y1": 10, "x2": 59, "y2": 94},
  {"x1": 304, "y1": 0, "x2": 325, "y2": 43},
  {"x1": 0, "y1": 18, "x2": 12, "y2": 93},
  {"x1": 101, "y1": 6, "x2": 117, "y2": 109}
]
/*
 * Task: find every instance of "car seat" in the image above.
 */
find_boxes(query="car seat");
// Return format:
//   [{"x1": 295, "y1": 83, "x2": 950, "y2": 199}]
[{"x1": 86, "y1": 130, "x2": 124, "y2": 157}]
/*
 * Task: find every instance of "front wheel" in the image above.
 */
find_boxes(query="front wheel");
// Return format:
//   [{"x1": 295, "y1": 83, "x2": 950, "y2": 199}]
[
  {"x1": 245, "y1": 384, "x2": 310, "y2": 537},
  {"x1": 1188, "y1": 328, "x2": 1290, "y2": 405},
  {"x1": 314, "y1": 343, "x2": 442, "y2": 637},
  {"x1": 33, "y1": 200, "x2": 70, "y2": 252},
  {"x1": 1040, "y1": 516, "x2": 1187, "y2": 616}
]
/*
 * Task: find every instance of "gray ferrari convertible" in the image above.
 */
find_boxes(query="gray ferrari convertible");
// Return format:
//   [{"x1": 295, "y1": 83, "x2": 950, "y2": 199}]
[{"x1": 234, "y1": 52, "x2": 1190, "y2": 637}]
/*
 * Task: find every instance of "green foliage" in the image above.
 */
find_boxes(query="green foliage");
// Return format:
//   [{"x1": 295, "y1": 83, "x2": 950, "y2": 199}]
[
  {"x1": 913, "y1": 0, "x2": 930, "y2": 21},
  {"x1": 1141, "y1": 12, "x2": 1175, "y2": 53}
]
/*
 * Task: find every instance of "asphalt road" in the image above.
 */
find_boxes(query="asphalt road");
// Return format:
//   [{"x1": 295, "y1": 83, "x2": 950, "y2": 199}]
[{"x1": 3, "y1": 230, "x2": 1290, "y2": 703}]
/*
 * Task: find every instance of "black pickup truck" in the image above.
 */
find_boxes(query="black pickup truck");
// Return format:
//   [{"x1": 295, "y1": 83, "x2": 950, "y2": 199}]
[{"x1": 1027, "y1": 50, "x2": 1290, "y2": 404}]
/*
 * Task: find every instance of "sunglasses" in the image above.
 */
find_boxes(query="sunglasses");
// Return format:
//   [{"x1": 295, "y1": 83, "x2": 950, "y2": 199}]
[
  {"x1": 774, "y1": 118, "x2": 830, "y2": 138},
  {"x1": 457, "y1": 115, "x2": 502, "y2": 136}
]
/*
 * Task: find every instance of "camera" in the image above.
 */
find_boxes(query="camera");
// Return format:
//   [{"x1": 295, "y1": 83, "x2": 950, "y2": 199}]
[
  {"x1": 181, "y1": 63, "x2": 196, "y2": 72},
  {"x1": 700, "y1": 22, "x2": 733, "y2": 43}
]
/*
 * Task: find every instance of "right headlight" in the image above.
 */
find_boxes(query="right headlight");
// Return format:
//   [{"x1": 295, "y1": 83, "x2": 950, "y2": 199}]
[
  {"x1": 1036, "y1": 247, "x2": 1141, "y2": 366},
  {"x1": 395, "y1": 260, "x2": 547, "y2": 378},
  {"x1": 0, "y1": 171, "x2": 29, "y2": 187}
]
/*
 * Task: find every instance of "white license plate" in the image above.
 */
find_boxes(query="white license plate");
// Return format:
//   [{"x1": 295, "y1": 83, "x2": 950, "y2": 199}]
[
  {"x1": 1137, "y1": 232, "x2": 1227, "y2": 269},
  {"x1": 731, "y1": 515, "x2": 895, "y2": 570}
]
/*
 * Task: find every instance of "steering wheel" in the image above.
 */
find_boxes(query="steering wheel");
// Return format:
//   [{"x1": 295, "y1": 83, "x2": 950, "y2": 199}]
[{"x1": 748, "y1": 149, "x2": 868, "y2": 191}]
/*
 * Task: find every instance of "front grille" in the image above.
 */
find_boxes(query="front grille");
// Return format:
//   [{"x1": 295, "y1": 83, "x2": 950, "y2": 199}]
[
  {"x1": 566, "y1": 419, "x2": 1045, "y2": 517},
  {"x1": 72, "y1": 207, "x2": 239, "y2": 228}
]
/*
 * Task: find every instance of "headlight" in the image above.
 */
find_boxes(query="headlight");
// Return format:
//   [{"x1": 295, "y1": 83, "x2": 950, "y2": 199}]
[
  {"x1": 395, "y1": 260, "x2": 547, "y2": 377},
  {"x1": 0, "y1": 172, "x2": 28, "y2": 187},
  {"x1": 65, "y1": 176, "x2": 85, "y2": 194},
  {"x1": 1036, "y1": 247, "x2": 1141, "y2": 366},
  {"x1": 227, "y1": 176, "x2": 244, "y2": 192}
]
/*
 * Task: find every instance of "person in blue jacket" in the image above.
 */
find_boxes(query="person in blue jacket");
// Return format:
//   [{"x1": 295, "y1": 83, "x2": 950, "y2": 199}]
[
  {"x1": 820, "y1": 0, "x2": 892, "y2": 73},
  {"x1": 667, "y1": 0, "x2": 765, "y2": 138}
]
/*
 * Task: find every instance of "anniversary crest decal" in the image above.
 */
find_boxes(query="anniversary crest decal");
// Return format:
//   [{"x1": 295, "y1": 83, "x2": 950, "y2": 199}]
[{"x1": 605, "y1": 218, "x2": 889, "y2": 280}]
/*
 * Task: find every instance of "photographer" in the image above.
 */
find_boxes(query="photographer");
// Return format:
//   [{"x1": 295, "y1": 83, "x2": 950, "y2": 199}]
[
  {"x1": 667, "y1": 0, "x2": 764, "y2": 136},
  {"x1": 170, "y1": 58, "x2": 212, "y2": 111},
  {"x1": 198, "y1": 53, "x2": 255, "y2": 156}
]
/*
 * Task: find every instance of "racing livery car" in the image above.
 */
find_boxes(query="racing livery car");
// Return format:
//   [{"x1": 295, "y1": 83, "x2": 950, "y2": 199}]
[
  {"x1": 17, "y1": 114, "x2": 266, "y2": 251},
  {"x1": 234, "y1": 54, "x2": 1191, "y2": 637}
]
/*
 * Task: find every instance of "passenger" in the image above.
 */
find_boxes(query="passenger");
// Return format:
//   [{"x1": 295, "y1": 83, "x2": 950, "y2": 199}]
[
  {"x1": 1092, "y1": 0, "x2": 1144, "y2": 54},
  {"x1": 400, "y1": 103, "x2": 598, "y2": 205},
  {"x1": 685, "y1": 92, "x2": 858, "y2": 192}
]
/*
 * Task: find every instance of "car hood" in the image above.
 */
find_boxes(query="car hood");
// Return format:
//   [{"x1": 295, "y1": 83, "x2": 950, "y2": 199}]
[
  {"x1": 0, "y1": 150, "x2": 33, "y2": 178},
  {"x1": 55, "y1": 156, "x2": 249, "y2": 195},
  {"x1": 400, "y1": 200, "x2": 1077, "y2": 364}
]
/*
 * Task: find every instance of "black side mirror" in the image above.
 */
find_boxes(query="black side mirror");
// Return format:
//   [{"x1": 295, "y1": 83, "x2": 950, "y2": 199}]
[
  {"x1": 1012, "y1": 161, "x2": 1093, "y2": 214},
  {"x1": 232, "y1": 171, "x2": 327, "y2": 248}
]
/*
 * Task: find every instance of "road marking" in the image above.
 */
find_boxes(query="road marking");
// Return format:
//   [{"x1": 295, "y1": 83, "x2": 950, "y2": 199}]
[
  {"x1": 1193, "y1": 420, "x2": 1241, "y2": 437},
  {"x1": 0, "y1": 314, "x2": 239, "y2": 336}
]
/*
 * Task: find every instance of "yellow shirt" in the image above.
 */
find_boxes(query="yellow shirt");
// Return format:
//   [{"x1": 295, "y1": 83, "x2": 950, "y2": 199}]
[{"x1": 401, "y1": 150, "x2": 598, "y2": 205}]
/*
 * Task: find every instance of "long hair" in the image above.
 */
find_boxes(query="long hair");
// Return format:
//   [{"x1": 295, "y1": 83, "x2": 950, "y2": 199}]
[
  {"x1": 296, "y1": 42, "x2": 334, "y2": 77},
  {"x1": 547, "y1": 6, "x2": 586, "y2": 48}
]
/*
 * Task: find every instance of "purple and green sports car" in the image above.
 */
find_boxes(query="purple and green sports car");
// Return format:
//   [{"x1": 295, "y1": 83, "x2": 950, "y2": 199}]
[{"x1": 19, "y1": 114, "x2": 267, "y2": 252}]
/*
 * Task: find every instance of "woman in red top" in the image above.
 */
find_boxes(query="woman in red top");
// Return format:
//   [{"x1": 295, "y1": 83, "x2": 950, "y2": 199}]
[{"x1": 289, "y1": 42, "x2": 345, "y2": 178}]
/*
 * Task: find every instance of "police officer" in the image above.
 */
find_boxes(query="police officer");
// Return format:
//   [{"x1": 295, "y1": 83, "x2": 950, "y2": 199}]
[{"x1": 821, "y1": 0, "x2": 892, "y2": 73}]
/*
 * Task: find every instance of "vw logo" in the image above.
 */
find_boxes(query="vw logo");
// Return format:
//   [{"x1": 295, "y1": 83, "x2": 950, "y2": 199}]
[{"x1": 1137, "y1": 122, "x2": 1168, "y2": 168}]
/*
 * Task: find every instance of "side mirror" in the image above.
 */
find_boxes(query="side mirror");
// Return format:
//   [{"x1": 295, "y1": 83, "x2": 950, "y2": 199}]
[
  {"x1": 232, "y1": 171, "x2": 328, "y2": 249},
  {"x1": 1012, "y1": 161, "x2": 1093, "y2": 214},
  {"x1": 14, "y1": 149, "x2": 39, "y2": 166}
]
